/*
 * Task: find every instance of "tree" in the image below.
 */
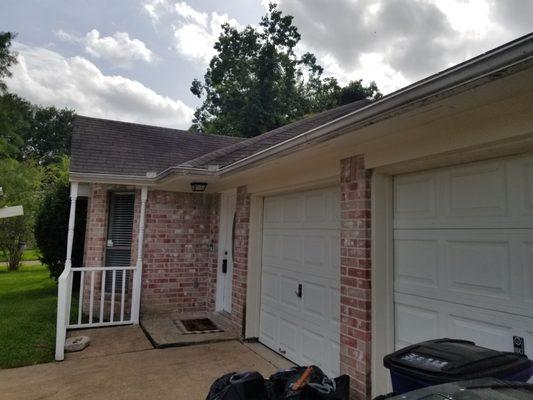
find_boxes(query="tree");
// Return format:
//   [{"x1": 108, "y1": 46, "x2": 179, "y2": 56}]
[
  {"x1": 22, "y1": 106, "x2": 75, "y2": 164},
  {"x1": 0, "y1": 93, "x2": 31, "y2": 159},
  {"x1": 191, "y1": 3, "x2": 381, "y2": 137},
  {"x1": 35, "y1": 157, "x2": 87, "y2": 280},
  {"x1": 0, "y1": 158, "x2": 42, "y2": 271},
  {"x1": 0, "y1": 32, "x2": 17, "y2": 94}
]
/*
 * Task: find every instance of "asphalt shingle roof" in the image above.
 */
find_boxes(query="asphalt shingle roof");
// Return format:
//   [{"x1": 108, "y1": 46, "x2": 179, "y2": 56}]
[
  {"x1": 70, "y1": 116, "x2": 243, "y2": 176},
  {"x1": 71, "y1": 99, "x2": 371, "y2": 176},
  {"x1": 181, "y1": 99, "x2": 371, "y2": 169}
]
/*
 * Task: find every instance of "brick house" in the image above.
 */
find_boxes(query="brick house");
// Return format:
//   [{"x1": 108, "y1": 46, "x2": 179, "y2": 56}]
[{"x1": 56, "y1": 35, "x2": 533, "y2": 399}]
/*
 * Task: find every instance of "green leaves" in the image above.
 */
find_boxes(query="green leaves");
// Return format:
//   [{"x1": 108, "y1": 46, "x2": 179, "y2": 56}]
[
  {"x1": 0, "y1": 32, "x2": 18, "y2": 94},
  {"x1": 191, "y1": 3, "x2": 381, "y2": 138}
]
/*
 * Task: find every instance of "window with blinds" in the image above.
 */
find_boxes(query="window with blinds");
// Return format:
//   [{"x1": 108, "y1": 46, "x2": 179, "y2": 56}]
[{"x1": 105, "y1": 192, "x2": 135, "y2": 292}]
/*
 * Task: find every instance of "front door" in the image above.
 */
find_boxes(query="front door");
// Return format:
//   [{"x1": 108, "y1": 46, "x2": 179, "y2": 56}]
[{"x1": 216, "y1": 190, "x2": 237, "y2": 313}]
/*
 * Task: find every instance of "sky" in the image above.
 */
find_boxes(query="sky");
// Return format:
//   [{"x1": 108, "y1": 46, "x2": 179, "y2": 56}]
[{"x1": 1, "y1": 0, "x2": 531, "y2": 129}]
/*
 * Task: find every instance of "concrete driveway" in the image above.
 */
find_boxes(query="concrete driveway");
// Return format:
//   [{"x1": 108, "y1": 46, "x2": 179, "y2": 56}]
[{"x1": 0, "y1": 340, "x2": 289, "y2": 400}]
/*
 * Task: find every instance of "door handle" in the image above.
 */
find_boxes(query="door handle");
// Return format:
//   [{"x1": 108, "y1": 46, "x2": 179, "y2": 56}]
[
  {"x1": 278, "y1": 348, "x2": 286, "y2": 355},
  {"x1": 222, "y1": 259, "x2": 227, "y2": 274},
  {"x1": 295, "y1": 283, "x2": 302, "y2": 298}
]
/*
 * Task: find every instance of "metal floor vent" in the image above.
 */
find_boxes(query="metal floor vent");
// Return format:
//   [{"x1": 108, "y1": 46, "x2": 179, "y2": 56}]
[{"x1": 174, "y1": 318, "x2": 223, "y2": 334}]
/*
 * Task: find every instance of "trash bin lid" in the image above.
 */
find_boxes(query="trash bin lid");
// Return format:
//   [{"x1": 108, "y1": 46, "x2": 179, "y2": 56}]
[
  {"x1": 386, "y1": 378, "x2": 533, "y2": 400},
  {"x1": 384, "y1": 339, "x2": 531, "y2": 383}
]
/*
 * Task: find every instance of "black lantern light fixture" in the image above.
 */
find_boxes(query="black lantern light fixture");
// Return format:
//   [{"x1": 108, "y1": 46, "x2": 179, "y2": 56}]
[{"x1": 190, "y1": 182, "x2": 208, "y2": 192}]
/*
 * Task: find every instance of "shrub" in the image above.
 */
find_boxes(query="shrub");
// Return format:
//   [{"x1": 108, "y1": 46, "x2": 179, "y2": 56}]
[{"x1": 35, "y1": 162, "x2": 86, "y2": 280}]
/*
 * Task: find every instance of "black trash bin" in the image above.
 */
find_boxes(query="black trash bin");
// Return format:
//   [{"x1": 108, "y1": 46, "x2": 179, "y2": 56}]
[{"x1": 383, "y1": 339, "x2": 533, "y2": 394}]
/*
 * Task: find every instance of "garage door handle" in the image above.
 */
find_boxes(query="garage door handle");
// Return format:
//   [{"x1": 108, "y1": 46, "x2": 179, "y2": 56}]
[
  {"x1": 278, "y1": 348, "x2": 286, "y2": 355},
  {"x1": 295, "y1": 284, "x2": 302, "y2": 298}
]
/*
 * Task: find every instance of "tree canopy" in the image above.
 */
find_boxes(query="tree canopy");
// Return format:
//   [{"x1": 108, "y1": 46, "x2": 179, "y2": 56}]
[
  {"x1": 0, "y1": 31, "x2": 76, "y2": 271},
  {"x1": 0, "y1": 32, "x2": 17, "y2": 94},
  {"x1": 190, "y1": 3, "x2": 381, "y2": 137}
]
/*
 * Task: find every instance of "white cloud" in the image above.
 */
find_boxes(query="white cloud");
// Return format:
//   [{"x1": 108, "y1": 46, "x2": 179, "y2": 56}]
[
  {"x1": 54, "y1": 29, "x2": 83, "y2": 44},
  {"x1": 274, "y1": 0, "x2": 530, "y2": 94},
  {"x1": 7, "y1": 43, "x2": 194, "y2": 129},
  {"x1": 143, "y1": 0, "x2": 240, "y2": 65},
  {"x1": 85, "y1": 30, "x2": 154, "y2": 67},
  {"x1": 174, "y1": 2, "x2": 208, "y2": 27},
  {"x1": 56, "y1": 29, "x2": 155, "y2": 68}
]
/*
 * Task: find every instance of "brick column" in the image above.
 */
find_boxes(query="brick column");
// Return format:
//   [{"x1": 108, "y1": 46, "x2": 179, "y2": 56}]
[
  {"x1": 231, "y1": 185, "x2": 251, "y2": 332},
  {"x1": 83, "y1": 183, "x2": 108, "y2": 268},
  {"x1": 340, "y1": 155, "x2": 372, "y2": 399}
]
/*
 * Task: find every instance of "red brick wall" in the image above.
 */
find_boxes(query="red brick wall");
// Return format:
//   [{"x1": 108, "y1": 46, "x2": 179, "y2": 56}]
[
  {"x1": 83, "y1": 184, "x2": 108, "y2": 268},
  {"x1": 230, "y1": 186, "x2": 251, "y2": 331},
  {"x1": 340, "y1": 155, "x2": 372, "y2": 399},
  {"x1": 140, "y1": 190, "x2": 219, "y2": 314}
]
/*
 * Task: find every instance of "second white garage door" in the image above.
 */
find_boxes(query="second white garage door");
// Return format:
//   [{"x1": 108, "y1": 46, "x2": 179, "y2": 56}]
[
  {"x1": 394, "y1": 154, "x2": 533, "y2": 358},
  {"x1": 260, "y1": 187, "x2": 341, "y2": 377}
]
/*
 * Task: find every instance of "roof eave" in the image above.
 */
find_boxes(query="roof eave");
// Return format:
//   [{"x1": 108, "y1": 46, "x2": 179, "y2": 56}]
[{"x1": 216, "y1": 33, "x2": 533, "y2": 175}]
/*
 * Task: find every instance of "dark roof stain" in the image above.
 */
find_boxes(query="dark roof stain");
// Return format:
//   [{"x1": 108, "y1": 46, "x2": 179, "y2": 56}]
[
  {"x1": 70, "y1": 116, "x2": 243, "y2": 176},
  {"x1": 71, "y1": 99, "x2": 372, "y2": 176}
]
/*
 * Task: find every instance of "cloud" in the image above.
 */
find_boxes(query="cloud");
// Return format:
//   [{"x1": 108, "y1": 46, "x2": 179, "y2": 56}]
[
  {"x1": 85, "y1": 30, "x2": 154, "y2": 67},
  {"x1": 143, "y1": 0, "x2": 240, "y2": 65},
  {"x1": 272, "y1": 0, "x2": 531, "y2": 94},
  {"x1": 56, "y1": 29, "x2": 155, "y2": 68},
  {"x1": 7, "y1": 43, "x2": 194, "y2": 129}
]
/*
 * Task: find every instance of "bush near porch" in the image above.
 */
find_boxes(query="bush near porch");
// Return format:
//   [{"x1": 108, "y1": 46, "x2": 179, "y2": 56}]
[{"x1": 0, "y1": 263, "x2": 56, "y2": 368}]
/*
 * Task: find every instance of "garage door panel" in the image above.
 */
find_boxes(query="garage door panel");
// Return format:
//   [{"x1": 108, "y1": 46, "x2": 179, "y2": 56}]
[
  {"x1": 395, "y1": 302, "x2": 440, "y2": 349},
  {"x1": 280, "y1": 275, "x2": 300, "y2": 311},
  {"x1": 262, "y1": 232, "x2": 282, "y2": 266},
  {"x1": 301, "y1": 327, "x2": 326, "y2": 365},
  {"x1": 262, "y1": 270, "x2": 278, "y2": 302},
  {"x1": 394, "y1": 173, "x2": 437, "y2": 222},
  {"x1": 448, "y1": 315, "x2": 512, "y2": 352},
  {"x1": 394, "y1": 239, "x2": 439, "y2": 290},
  {"x1": 447, "y1": 240, "x2": 511, "y2": 300},
  {"x1": 395, "y1": 229, "x2": 532, "y2": 317},
  {"x1": 260, "y1": 308, "x2": 277, "y2": 343},
  {"x1": 445, "y1": 161, "x2": 508, "y2": 218},
  {"x1": 395, "y1": 154, "x2": 533, "y2": 229},
  {"x1": 301, "y1": 280, "x2": 327, "y2": 319},
  {"x1": 279, "y1": 317, "x2": 299, "y2": 358}
]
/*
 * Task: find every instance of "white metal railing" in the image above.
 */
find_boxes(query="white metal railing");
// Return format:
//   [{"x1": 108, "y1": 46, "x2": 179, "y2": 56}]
[{"x1": 55, "y1": 265, "x2": 138, "y2": 359}]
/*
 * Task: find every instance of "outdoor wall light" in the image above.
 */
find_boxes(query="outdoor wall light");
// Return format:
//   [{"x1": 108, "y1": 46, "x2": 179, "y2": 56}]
[{"x1": 190, "y1": 182, "x2": 208, "y2": 192}]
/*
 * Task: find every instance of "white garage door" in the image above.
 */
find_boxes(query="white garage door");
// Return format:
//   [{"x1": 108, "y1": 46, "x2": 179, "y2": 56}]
[
  {"x1": 394, "y1": 154, "x2": 533, "y2": 358},
  {"x1": 260, "y1": 187, "x2": 341, "y2": 377}
]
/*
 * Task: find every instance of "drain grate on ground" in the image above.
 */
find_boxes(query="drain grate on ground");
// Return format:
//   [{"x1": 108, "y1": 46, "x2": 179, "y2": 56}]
[{"x1": 174, "y1": 318, "x2": 224, "y2": 334}]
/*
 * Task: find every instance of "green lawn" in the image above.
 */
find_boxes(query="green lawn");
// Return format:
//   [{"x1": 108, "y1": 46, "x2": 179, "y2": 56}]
[
  {"x1": 0, "y1": 248, "x2": 41, "y2": 262},
  {"x1": 0, "y1": 263, "x2": 57, "y2": 368}
]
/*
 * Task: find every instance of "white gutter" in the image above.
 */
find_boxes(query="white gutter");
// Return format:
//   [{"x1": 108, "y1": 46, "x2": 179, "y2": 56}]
[{"x1": 217, "y1": 33, "x2": 533, "y2": 175}]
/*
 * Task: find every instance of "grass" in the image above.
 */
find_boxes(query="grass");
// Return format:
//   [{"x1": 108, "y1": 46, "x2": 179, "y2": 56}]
[
  {"x1": 0, "y1": 263, "x2": 57, "y2": 368},
  {"x1": 0, "y1": 248, "x2": 41, "y2": 262}
]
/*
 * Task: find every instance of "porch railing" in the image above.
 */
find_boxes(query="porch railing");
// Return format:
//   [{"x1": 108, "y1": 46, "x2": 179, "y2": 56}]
[
  {"x1": 55, "y1": 265, "x2": 139, "y2": 358},
  {"x1": 55, "y1": 184, "x2": 148, "y2": 361}
]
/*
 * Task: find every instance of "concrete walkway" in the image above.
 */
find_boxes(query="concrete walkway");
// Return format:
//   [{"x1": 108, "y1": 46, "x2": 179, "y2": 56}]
[{"x1": 0, "y1": 340, "x2": 288, "y2": 400}]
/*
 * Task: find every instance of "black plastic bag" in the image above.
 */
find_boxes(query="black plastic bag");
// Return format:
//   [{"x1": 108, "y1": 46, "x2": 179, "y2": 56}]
[
  {"x1": 269, "y1": 366, "x2": 349, "y2": 400},
  {"x1": 206, "y1": 371, "x2": 269, "y2": 400}
]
